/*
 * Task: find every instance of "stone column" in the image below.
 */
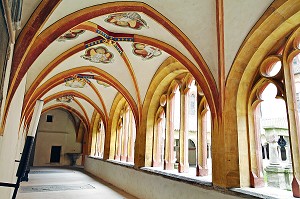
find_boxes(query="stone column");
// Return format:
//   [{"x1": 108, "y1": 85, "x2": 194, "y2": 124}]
[
  {"x1": 250, "y1": 104, "x2": 264, "y2": 187},
  {"x1": 100, "y1": 121, "x2": 105, "y2": 158},
  {"x1": 95, "y1": 130, "x2": 100, "y2": 156},
  {"x1": 127, "y1": 111, "x2": 135, "y2": 162},
  {"x1": 282, "y1": 45, "x2": 300, "y2": 197},
  {"x1": 153, "y1": 115, "x2": 163, "y2": 167},
  {"x1": 164, "y1": 92, "x2": 175, "y2": 170},
  {"x1": 178, "y1": 85, "x2": 190, "y2": 173},
  {"x1": 121, "y1": 107, "x2": 130, "y2": 161},
  {"x1": 196, "y1": 106, "x2": 208, "y2": 176},
  {"x1": 114, "y1": 119, "x2": 122, "y2": 161},
  {"x1": 90, "y1": 114, "x2": 100, "y2": 156}
]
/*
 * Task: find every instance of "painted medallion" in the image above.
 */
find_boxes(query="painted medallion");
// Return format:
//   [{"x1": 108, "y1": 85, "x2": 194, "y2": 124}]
[
  {"x1": 81, "y1": 46, "x2": 114, "y2": 63},
  {"x1": 65, "y1": 76, "x2": 89, "y2": 88},
  {"x1": 57, "y1": 29, "x2": 85, "y2": 42},
  {"x1": 132, "y1": 43, "x2": 162, "y2": 60},
  {"x1": 56, "y1": 95, "x2": 74, "y2": 103},
  {"x1": 105, "y1": 12, "x2": 148, "y2": 30}
]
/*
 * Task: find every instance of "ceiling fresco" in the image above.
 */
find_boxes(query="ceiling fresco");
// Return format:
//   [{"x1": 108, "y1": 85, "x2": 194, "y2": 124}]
[
  {"x1": 57, "y1": 29, "x2": 86, "y2": 42},
  {"x1": 56, "y1": 95, "x2": 74, "y2": 103},
  {"x1": 64, "y1": 74, "x2": 94, "y2": 88},
  {"x1": 81, "y1": 46, "x2": 114, "y2": 64},
  {"x1": 12, "y1": 1, "x2": 275, "y2": 133},
  {"x1": 105, "y1": 12, "x2": 149, "y2": 30},
  {"x1": 132, "y1": 43, "x2": 162, "y2": 60}
]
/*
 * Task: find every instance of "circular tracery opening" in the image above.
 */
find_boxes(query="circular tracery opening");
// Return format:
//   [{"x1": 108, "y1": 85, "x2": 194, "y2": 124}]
[{"x1": 260, "y1": 57, "x2": 282, "y2": 78}]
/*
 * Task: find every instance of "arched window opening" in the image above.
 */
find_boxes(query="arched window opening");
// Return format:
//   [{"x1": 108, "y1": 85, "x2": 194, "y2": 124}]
[
  {"x1": 114, "y1": 104, "x2": 136, "y2": 164},
  {"x1": 259, "y1": 83, "x2": 291, "y2": 190},
  {"x1": 150, "y1": 75, "x2": 212, "y2": 182},
  {"x1": 250, "y1": 76, "x2": 292, "y2": 190}
]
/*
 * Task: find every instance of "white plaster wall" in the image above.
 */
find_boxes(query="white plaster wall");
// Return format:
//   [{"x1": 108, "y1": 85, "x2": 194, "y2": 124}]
[
  {"x1": 224, "y1": 0, "x2": 273, "y2": 77},
  {"x1": 85, "y1": 158, "x2": 242, "y2": 199},
  {"x1": 33, "y1": 109, "x2": 82, "y2": 166},
  {"x1": 0, "y1": 77, "x2": 27, "y2": 199}
]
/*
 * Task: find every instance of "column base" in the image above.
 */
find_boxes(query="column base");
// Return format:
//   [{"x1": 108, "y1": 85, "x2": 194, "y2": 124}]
[
  {"x1": 121, "y1": 155, "x2": 127, "y2": 162},
  {"x1": 164, "y1": 160, "x2": 174, "y2": 170},
  {"x1": 114, "y1": 155, "x2": 120, "y2": 161},
  {"x1": 250, "y1": 171, "x2": 264, "y2": 188},
  {"x1": 292, "y1": 177, "x2": 300, "y2": 198},
  {"x1": 196, "y1": 165, "x2": 208, "y2": 176},
  {"x1": 152, "y1": 160, "x2": 162, "y2": 167},
  {"x1": 178, "y1": 163, "x2": 189, "y2": 173},
  {"x1": 127, "y1": 156, "x2": 134, "y2": 163}
]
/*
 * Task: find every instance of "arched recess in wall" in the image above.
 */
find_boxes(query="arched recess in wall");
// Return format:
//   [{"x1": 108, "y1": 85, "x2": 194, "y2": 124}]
[
  {"x1": 3, "y1": 1, "x2": 218, "y2": 135},
  {"x1": 226, "y1": 0, "x2": 300, "y2": 196}
]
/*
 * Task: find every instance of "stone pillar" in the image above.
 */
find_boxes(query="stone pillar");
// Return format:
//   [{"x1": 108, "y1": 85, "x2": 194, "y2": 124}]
[
  {"x1": 196, "y1": 106, "x2": 208, "y2": 176},
  {"x1": 127, "y1": 112, "x2": 135, "y2": 162},
  {"x1": 282, "y1": 45, "x2": 300, "y2": 197},
  {"x1": 100, "y1": 125, "x2": 105, "y2": 158},
  {"x1": 153, "y1": 115, "x2": 163, "y2": 167},
  {"x1": 164, "y1": 92, "x2": 175, "y2": 170},
  {"x1": 121, "y1": 107, "x2": 130, "y2": 161},
  {"x1": 250, "y1": 104, "x2": 264, "y2": 187},
  {"x1": 90, "y1": 114, "x2": 100, "y2": 156},
  {"x1": 114, "y1": 119, "x2": 122, "y2": 161},
  {"x1": 178, "y1": 85, "x2": 190, "y2": 173},
  {"x1": 95, "y1": 130, "x2": 100, "y2": 156}
]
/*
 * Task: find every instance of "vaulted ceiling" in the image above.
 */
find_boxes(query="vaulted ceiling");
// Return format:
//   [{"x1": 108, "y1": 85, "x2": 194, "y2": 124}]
[{"x1": 14, "y1": 0, "x2": 274, "y2": 130}]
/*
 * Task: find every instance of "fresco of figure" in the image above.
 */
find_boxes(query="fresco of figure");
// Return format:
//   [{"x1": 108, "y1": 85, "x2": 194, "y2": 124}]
[
  {"x1": 132, "y1": 43, "x2": 162, "y2": 60},
  {"x1": 81, "y1": 46, "x2": 114, "y2": 63},
  {"x1": 105, "y1": 12, "x2": 148, "y2": 30},
  {"x1": 57, "y1": 29, "x2": 85, "y2": 42}
]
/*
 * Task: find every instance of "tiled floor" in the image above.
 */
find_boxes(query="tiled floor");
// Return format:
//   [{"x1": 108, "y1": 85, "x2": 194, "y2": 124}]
[{"x1": 17, "y1": 167, "x2": 138, "y2": 199}]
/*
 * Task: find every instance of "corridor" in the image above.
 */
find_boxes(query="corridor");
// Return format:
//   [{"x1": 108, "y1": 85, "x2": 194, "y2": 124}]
[{"x1": 17, "y1": 167, "x2": 138, "y2": 199}]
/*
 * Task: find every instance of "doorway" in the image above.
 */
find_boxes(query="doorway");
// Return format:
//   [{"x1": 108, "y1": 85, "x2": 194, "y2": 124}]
[{"x1": 50, "y1": 146, "x2": 61, "y2": 163}]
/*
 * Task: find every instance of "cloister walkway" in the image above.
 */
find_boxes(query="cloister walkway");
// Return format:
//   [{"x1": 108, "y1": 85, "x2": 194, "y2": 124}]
[{"x1": 17, "y1": 167, "x2": 138, "y2": 199}]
